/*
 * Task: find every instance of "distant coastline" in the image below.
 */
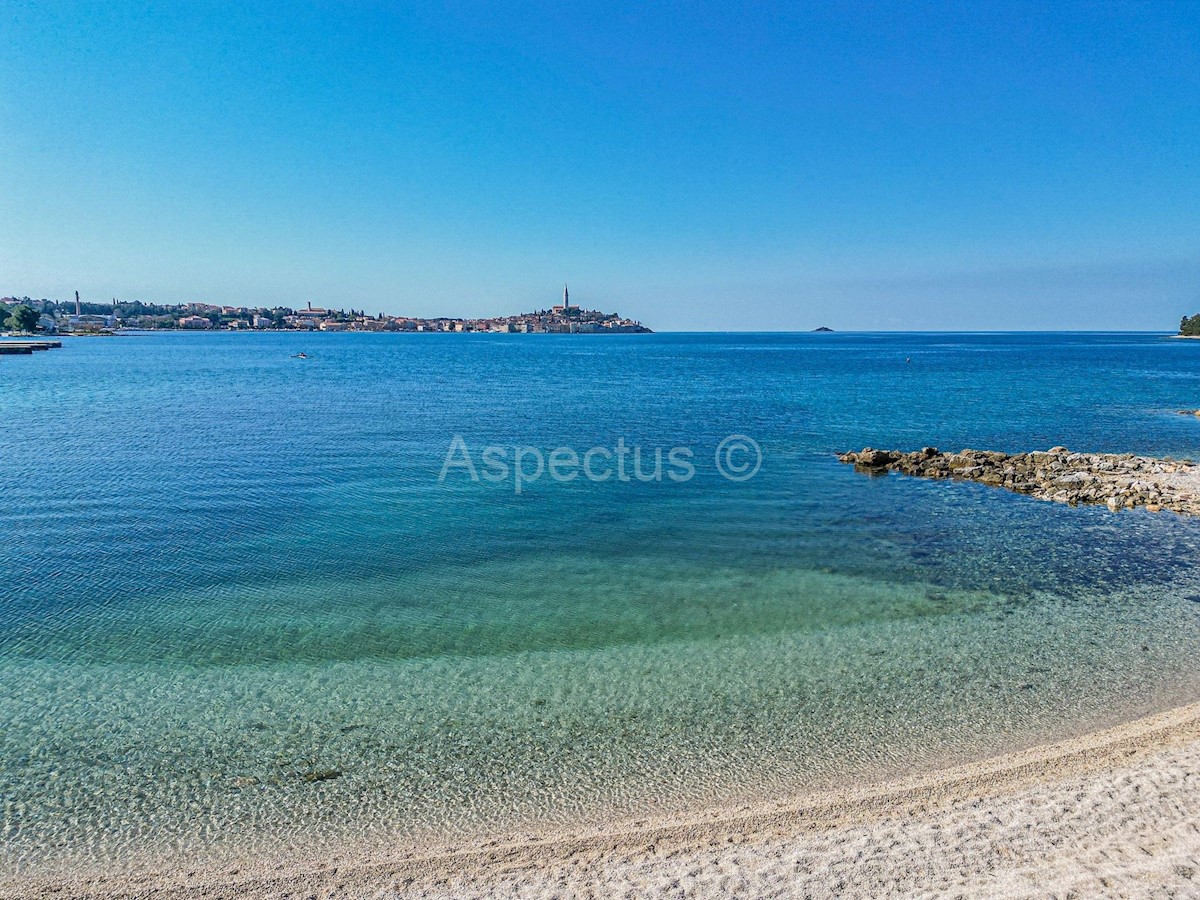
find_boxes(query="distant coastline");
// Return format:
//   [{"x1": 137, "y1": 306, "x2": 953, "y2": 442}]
[{"x1": 1, "y1": 285, "x2": 651, "y2": 335}]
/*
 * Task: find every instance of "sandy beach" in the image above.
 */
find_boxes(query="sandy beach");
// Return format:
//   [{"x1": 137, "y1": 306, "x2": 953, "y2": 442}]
[{"x1": 9, "y1": 701, "x2": 1197, "y2": 900}]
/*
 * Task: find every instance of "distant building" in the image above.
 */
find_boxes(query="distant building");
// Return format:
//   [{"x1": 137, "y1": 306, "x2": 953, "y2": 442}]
[
  {"x1": 252, "y1": 315, "x2": 272, "y2": 329},
  {"x1": 297, "y1": 302, "x2": 329, "y2": 318},
  {"x1": 551, "y1": 284, "x2": 572, "y2": 314},
  {"x1": 64, "y1": 314, "x2": 115, "y2": 332},
  {"x1": 319, "y1": 320, "x2": 347, "y2": 332},
  {"x1": 179, "y1": 315, "x2": 212, "y2": 329}
]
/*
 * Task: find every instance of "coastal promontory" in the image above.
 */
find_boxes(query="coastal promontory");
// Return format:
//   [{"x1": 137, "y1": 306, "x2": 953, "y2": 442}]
[{"x1": 839, "y1": 446, "x2": 1200, "y2": 514}]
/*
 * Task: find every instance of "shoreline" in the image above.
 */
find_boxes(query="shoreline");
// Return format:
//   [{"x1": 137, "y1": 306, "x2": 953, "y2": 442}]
[{"x1": 11, "y1": 699, "x2": 1200, "y2": 899}]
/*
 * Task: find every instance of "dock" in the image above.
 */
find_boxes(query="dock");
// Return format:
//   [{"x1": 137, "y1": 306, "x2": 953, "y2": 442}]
[{"x1": 0, "y1": 340, "x2": 63, "y2": 355}]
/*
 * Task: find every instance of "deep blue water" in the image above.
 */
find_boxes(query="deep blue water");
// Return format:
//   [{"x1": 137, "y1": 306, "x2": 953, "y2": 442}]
[{"x1": 3, "y1": 331, "x2": 1200, "y2": 874}]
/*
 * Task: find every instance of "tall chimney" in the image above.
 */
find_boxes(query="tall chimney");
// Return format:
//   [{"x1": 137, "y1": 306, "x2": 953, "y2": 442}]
[{"x1": 75, "y1": 291, "x2": 81, "y2": 316}]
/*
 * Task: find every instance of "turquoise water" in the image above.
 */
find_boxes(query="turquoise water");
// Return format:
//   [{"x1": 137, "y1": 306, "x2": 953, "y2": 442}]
[{"x1": 4, "y1": 331, "x2": 1200, "y2": 876}]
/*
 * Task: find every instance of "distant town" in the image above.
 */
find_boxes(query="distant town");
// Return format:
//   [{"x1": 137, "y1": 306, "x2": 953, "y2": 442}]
[{"x1": 1, "y1": 286, "x2": 651, "y2": 335}]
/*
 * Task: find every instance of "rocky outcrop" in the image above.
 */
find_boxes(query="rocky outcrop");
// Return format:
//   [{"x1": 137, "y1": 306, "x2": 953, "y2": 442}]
[{"x1": 838, "y1": 446, "x2": 1200, "y2": 515}]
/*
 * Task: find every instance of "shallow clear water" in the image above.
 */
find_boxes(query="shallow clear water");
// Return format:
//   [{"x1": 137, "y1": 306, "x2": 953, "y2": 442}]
[{"x1": 3, "y1": 331, "x2": 1200, "y2": 876}]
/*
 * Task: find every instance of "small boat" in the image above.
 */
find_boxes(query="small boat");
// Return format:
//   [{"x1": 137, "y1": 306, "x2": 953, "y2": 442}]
[{"x1": 292, "y1": 352, "x2": 308, "y2": 359}]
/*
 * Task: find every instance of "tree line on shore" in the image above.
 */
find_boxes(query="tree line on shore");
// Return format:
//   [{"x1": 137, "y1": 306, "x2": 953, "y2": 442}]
[
  {"x1": 1, "y1": 297, "x2": 318, "y2": 331},
  {"x1": 3, "y1": 303, "x2": 39, "y2": 332}
]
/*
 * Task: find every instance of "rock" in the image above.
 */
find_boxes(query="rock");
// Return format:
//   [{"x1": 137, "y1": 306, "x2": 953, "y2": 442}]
[
  {"x1": 1055, "y1": 472, "x2": 1090, "y2": 484},
  {"x1": 301, "y1": 768, "x2": 342, "y2": 783},
  {"x1": 839, "y1": 448, "x2": 898, "y2": 470},
  {"x1": 860, "y1": 448, "x2": 896, "y2": 467}
]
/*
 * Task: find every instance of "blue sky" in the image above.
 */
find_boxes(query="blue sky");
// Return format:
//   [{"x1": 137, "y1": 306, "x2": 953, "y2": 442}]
[{"x1": 2, "y1": 1, "x2": 1197, "y2": 330}]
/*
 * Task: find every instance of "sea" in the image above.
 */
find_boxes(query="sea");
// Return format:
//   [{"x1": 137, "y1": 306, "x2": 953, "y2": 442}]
[{"x1": 3, "y1": 330, "x2": 1200, "y2": 876}]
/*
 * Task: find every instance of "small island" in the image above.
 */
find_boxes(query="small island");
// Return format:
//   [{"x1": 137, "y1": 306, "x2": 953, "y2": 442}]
[
  {"x1": 812, "y1": 326, "x2": 834, "y2": 332},
  {"x1": 1179, "y1": 314, "x2": 1200, "y2": 337}
]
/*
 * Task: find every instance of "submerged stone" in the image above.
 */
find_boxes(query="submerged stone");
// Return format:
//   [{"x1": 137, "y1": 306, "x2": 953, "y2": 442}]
[{"x1": 301, "y1": 768, "x2": 343, "y2": 783}]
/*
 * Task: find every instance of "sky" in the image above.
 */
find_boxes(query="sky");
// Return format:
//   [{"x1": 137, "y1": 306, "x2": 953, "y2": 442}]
[{"x1": 2, "y1": 1, "x2": 1198, "y2": 330}]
